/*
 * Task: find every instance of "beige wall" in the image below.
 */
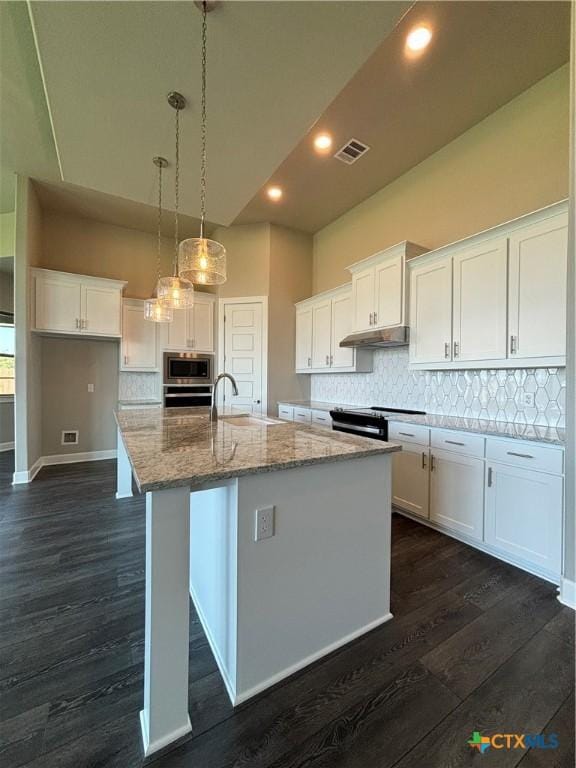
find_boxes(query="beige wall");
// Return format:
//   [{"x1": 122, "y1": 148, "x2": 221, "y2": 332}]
[
  {"x1": 0, "y1": 270, "x2": 13, "y2": 314},
  {"x1": 313, "y1": 65, "x2": 570, "y2": 292},
  {"x1": 41, "y1": 338, "x2": 119, "y2": 456},
  {"x1": 212, "y1": 223, "x2": 271, "y2": 299},
  {"x1": 0, "y1": 212, "x2": 15, "y2": 258}
]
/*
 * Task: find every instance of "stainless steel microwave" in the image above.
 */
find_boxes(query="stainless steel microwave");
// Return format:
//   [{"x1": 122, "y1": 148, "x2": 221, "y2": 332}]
[{"x1": 163, "y1": 352, "x2": 214, "y2": 386}]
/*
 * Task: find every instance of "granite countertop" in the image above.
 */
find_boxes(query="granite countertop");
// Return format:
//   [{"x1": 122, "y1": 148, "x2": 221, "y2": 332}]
[
  {"x1": 277, "y1": 401, "x2": 564, "y2": 446},
  {"x1": 115, "y1": 406, "x2": 400, "y2": 493}
]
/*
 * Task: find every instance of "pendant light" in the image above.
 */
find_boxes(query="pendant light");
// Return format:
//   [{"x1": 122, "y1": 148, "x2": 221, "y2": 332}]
[
  {"x1": 178, "y1": 0, "x2": 227, "y2": 286},
  {"x1": 144, "y1": 157, "x2": 173, "y2": 323},
  {"x1": 156, "y1": 92, "x2": 195, "y2": 308}
]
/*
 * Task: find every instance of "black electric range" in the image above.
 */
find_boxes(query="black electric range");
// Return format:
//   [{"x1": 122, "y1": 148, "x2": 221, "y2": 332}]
[{"x1": 329, "y1": 406, "x2": 426, "y2": 441}]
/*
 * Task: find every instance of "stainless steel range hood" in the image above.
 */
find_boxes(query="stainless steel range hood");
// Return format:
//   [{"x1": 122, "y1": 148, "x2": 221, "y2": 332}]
[{"x1": 339, "y1": 325, "x2": 409, "y2": 349}]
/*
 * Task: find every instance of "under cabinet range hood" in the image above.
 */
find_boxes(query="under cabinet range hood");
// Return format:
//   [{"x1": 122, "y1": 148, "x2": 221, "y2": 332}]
[{"x1": 339, "y1": 325, "x2": 409, "y2": 349}]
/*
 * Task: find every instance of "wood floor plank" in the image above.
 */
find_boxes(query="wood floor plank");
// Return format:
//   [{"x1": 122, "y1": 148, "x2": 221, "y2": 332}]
[{"x1": 516, "y1": 693, "x2": 575, "y2": 768}]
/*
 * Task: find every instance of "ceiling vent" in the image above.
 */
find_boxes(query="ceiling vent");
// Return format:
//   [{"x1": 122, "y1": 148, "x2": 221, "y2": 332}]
[{"x1": 334, "y1": 138, "x2": 370, "y2": 165}]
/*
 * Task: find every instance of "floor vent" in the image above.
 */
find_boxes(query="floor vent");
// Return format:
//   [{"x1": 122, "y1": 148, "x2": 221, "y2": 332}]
[
  {"x1": 61, "y1": 430, "x2": 79, "y2": 446},
  {"x1": 334, "y1": 138, "x2": 370, "y2": 165}
]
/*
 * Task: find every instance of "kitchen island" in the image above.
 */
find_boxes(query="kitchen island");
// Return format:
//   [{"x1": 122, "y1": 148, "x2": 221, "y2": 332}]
[{"x1": 115, "y1": 407, "x2": 400, "y2": 757}]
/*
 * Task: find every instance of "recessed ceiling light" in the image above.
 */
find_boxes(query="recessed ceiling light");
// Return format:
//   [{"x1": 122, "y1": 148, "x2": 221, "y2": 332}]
[
  {"x1": 267, "y1": 186, "x2": 283, "y2": 201},
  {"x1": 314, "y1": 133, "x2": 333, "y2": 153},
  {"x1": 406, "y1": 25, "x2": 432, "y2": 52}
]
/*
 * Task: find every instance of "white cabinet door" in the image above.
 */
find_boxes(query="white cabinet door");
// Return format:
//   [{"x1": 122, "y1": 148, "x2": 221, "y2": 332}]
[
  {"x1": 35, "y1": 275, "x2": 81, "y2": 333},
  {"x1": 392, "y1": 444, "x2": 430, "y2": 519},
  {"x1": 508, "y1": 213, "x2": 568, "y2": 360},
  {"x1": 166, "y1": 308, "x2": 190, "y2": 350},
  {"x1": 311, "y1": 299, "x2": 332, "y2": 369},
  {"x1": 352, "y1": 267, "x2": 374, "y2": 332},
  {"x1": 122, "y1": 302, "x2": 158, "y2": 370},
  {"x1": 192, "y1": 297, "x2": 214, "y2": 352},
  {"x1": 374, "y1": 254, "x2": 402, "y2": 328},
  {"x1": 82, "y1": 285, "x2": 122, "y2": 336},
  {"x1": 410, "y1": 259, "x2": 452, "y2": 364},
  {"x1": 485, "y1": 461, "x2": 562, "y2": 575},
  {"x1": 452, "y1": 238, "x2": 507, "y2": 362},
  {"x1": 430, "y1": 448, "x2": 484, "y2": 541},
  {"x1": 330, "y1": 293, "x2": 354, "y2": 369},
  {"x1": 295, "y1": 307, "x2": 313, "y2": 370}
]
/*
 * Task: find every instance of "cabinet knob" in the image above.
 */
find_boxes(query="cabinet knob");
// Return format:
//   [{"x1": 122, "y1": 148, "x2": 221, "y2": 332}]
[
  {"x1": 510, "y1": 335, "x2": 517, "y2": 355},
  {"x1": 444, "y1": 342, "x2": 450, "y2": 359}
]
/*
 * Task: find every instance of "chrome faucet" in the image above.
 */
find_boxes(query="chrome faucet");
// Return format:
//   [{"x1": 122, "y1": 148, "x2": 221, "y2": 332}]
[{"x1": 210, "y1": 372, "x2": 239, "y2": 422}]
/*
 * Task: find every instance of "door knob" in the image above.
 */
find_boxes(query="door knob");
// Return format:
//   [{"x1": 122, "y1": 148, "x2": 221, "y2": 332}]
[{"x1": 254, "y1": 399, "x2": 261, "y2": 404}]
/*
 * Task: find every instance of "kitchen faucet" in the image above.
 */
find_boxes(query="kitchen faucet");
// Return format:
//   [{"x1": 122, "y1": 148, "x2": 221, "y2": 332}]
[{"x1": 211, "y1": 372, "x2": 239, "y2": 422}]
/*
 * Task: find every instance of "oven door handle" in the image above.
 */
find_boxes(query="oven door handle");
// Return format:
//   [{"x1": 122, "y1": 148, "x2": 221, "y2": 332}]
[
  {"x1": 164, "y1": 392, "x2": 212, "y2": 399},
  {"x1": 332, "y1": 421, "x2": 383, "y2": 436}
]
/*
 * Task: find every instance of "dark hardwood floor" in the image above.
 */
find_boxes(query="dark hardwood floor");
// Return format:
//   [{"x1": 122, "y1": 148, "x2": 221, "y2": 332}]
[{"x1": 0, "y1": 450, "x2": 574, "y2": 767}]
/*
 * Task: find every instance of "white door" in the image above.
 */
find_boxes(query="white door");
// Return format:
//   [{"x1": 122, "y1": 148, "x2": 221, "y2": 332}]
[
  {"x1": 311, "y1": 299, "x2": 332, "y2": 369},
  {"x1": 409, "y1": 259, "x2": 452, "y2": 364},
  {"x1": 330, "y1": 293, "x2": 354, "y2": 369},
  {"x1": 192, "y1": 297, "x2": 214, "y2": 352},
  {"x1": 35, "y1": 276, "x2": 81, "y2": 333},
  {"x1": 508, "y1": 213, "x2": 568, "y2": 360},
  {"x1": 429, "y1": 448, "x2": 484, "y2": 541},
  {"x1": 352, "y1": 267, "x2": 374, "y2": 332},
  {"x1": 374, "y1": 255, "x2": 402, "y2": 328},
  {"x1": 295, "y1": 308, "x2": 313, "y2": 371},
  {"x1": 452, "y1": 238, "x2": 508, "y2": 362},
  {"x1": 392, "y1": 444, "x2": 430, "y2": 519},
  {"x1": 222, "y1": 301, "x2": 264, "y2": 415},
  {"x1": 485, "y1": 462, "x2": 562, "y2": 575},
  {"x1": 82, "y1": 285, "x2": 122, "y2": 336},
  {"x1": 166, "y1": 308, "x2": 190, "y2": 350},
  {"x1": 122, "y1": 302, "x2": 158, "y2": 370}
]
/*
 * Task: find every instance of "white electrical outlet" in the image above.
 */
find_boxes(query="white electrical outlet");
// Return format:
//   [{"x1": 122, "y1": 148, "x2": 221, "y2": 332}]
[
  {"x1": 255, "y1": 506, "x2": 275, "y2": 541},
  {"x1": 523, "y1": 392, "x2": 535, "y2": 408},
  {"x1": 87, "y1": 383, "x2": 95, "y2": 393}
]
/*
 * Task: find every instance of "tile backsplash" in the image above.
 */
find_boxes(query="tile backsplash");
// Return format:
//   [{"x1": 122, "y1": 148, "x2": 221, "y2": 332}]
[
  {"x1": 310, "y1": 348, "x2": 566, "y2": 428},
  {"x1": 119, "y1": 372, "x2": 161, "y2": 402}
]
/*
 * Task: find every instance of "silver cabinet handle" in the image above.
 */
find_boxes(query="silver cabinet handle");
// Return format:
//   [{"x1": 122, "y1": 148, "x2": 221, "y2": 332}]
[
  {"x1": 307, "y1": 357, "x2": 311, "y2": 367},
  {"x1": 421, "y1": 452, "x2": 427, "y2": 469},
  {"x1": 430, "y1": 454, "x2": 436, "y2": 472},
  {"x1": 83, "y1": 319, "x2": 88, "y2": 330},
  {"x1": 329, "y1": 355, "x2": 333, "y2": 366},
  {"x1": 453, "y1": 341, "x2": 459, "y2": 358},
  {"x1": 487, "y1": 467, "x2": 493, "y2": 487},
  {"x1": 191, "y1": 338, "x2": 195, "y2": 348},
  {"x1": 373, "y1": 311, "x2": 377, "y2": 325},
  {"x1": 75, "y1": 318, "x2": 80, "y2": 329},
  {"x1": 399, "y1": 432, "x2": 415, "y2": 437},
  {"x1": 507, "y1": 451, "x2": 534, "y2": 459},
  {"x1": 445, "y1": 439, "x2": 465, "y2": 446},
  {"x1": 124, "y1": 355, "x2": 128, "y2": 365},
  {"x1": 325, "y1": 355, "x2": 330, "y2": 365},
  {"x1": 510, "y1": 335, "x2": 517, "y2": 354},
  {"x1": 444, "y1": 342, "x2": 450, "y2": 359},
  {"x1": 368, "y1": 312, "x2": 373, "y2": 326}
]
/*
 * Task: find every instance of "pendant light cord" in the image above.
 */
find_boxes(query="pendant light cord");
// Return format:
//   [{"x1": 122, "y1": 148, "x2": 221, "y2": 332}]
[
  {"x1": 199, "y1": 0, "x2": 207, "y2": 239},
  {"x1": 174, "y1": 105, "x2": 180, "y2": 276},
  {"x1": 157, "y1": 161, "x2": 163, "y2": 283}
]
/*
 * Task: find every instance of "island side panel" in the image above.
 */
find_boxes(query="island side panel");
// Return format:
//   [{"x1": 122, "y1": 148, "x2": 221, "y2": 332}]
[
  {"x1": 235, "y1": 453, "x2": 393, "y2": 702},
  {"x1": 189, "y1": 482, "x2": 239, "y2": 700}
]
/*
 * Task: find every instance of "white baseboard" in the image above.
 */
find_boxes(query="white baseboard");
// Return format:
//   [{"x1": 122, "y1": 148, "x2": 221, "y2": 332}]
[
  {"x1": 139, "y1": 708, "x2": 192, "y2": 758},
  {"x1": 558, "y1": 577, "x2": 576, "y2": 609},
  {"x1": 0, "y1": 441, "x2": 14, "y2": 453},
  {"x1": 234, "y1": 612, "x2": 394, "y2": 706},
  {"x1": 12, "y1": 450, "x2": 117, "y2": 485}
]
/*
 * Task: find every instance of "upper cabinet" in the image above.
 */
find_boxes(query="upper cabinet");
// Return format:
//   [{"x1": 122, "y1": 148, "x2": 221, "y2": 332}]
[
  {"x1": 121, "y1": 299, "x2": 159, "y2": 371},
  {"x1": 32, "y1": 268, "x2": 126, "y2": 338},
  {"x1": 348, "y1": 242, "x2": 428, "y2": 334},
  {"x1": 295, "y1": 284, "x2": 372, "y2": 374},
  {"x1": 408, "y1": 201, "x2": 568, "y2": 370},
  {"x1": 164, "y1": 293, "x2": 215, "y2": 353}
]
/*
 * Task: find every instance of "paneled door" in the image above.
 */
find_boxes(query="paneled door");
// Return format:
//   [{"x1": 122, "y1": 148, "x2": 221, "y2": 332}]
[
  {"x1": 311, "y1": 299, "x2": 332, "y2": 369},
  {"x1": 83, "y1": 285, "x2": 122, "y2": 336},
  {"x1": 429, "y1": 448, "x2": 484, "y2": 541},
  {"x1": 330, "y1": 293, "x2": 354, "y2": 369},
  {"x1": 35, "y1": 275, "x2": 81, "y2": 333},
  {"x1": 295, "y1": 307, "x2": 313, "y2": 371},
  {"x1": 374, "y1": 254, "x2": 402, "y2": 328},
  {"x1": 392, "y1": 443, "x2": 429, "y2": 518},
  {"x1": 452, "y1": 238, "x2": 508, "y2": 362},
  {"x1": 409, "y1": 259, "x2": 452, "y2": 364},
  {"x1": 192, "y1": 296, "x2": 214, "y2": 352},
  {"x1": 222, "y1": 301, "x2": 264, "y2": 415},
  {"x1": 351, "y1": 267, "x2": 374, "y2": 332},
  {"x1": 166, "y1": 309, "x2": 189, "y2": 350}
]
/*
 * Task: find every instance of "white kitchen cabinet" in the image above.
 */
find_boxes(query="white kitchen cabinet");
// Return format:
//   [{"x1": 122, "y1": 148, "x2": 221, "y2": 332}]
[
  {"x1": 277, "y1": 404, "x2": 294, "y2": 421},
  {"x1": 121, "y1": 299, "x2": 159, "y2": 371},
  {"x1": 349, "y1": 242, "x2": 427, "y2": 334},
  {"x1": 295, "y1": 285, "x2": 372, "y2": 374},
  {"x1": 508, "y1": 212, "x2": 568, "y2": 362},
  {"x1": 429, "y1": 448, "x2": 485, "y2": 541},
  {"x1": 409, "y1": 259, "x2": 452, "y2": 365},
  {"x1": 32, "y1": 268, "x2": 125, "y2": 338},
  {"x1": 452, "y1": 238, "x2": 508, "y2": 362},
  {"x1": 392, "y1": 442, "x2": 430, "y2": 519},
  {"x1": 164, "y1": 294, "x2": 215, "y2": 353},
  {"x1": 485, "y1": 460, "x2": 563, "y2": 577}
]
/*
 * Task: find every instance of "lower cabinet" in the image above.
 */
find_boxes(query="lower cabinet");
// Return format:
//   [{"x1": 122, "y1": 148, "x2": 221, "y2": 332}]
[
  {"x1": 485, "y1": 461, "x2": 563, "y2": 576},
  {"x1": 391, "y1": 442, "x2": 429, "y2": 519},
  {"x1": 429, "y1": 448, "x2": 485, "y2": 541}
]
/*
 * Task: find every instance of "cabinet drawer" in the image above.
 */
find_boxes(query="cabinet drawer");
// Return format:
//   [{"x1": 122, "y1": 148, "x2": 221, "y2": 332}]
[
  {"x1": 486, "y1": 438, "x2": 563, "y2": 475},
  {"x1": 278, "y1": 405, "x2": 294, "y2": 421},
  {"x1": 311, "y1": 410, "x2": 332, "y2": 427},
  {"x1": 431, "y1": 429, "x2": 485, "y2": 458},
  {"x1": 294, "y1": 408, "x2": 312, "y2": 424},
  {"x1": 388, "y1": 422, "x2": 429, "y2": 446}
]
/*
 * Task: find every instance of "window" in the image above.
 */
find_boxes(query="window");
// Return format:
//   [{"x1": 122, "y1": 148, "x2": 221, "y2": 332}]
[{"x1": 0, "y1": 324, "x2": 14, "y2": 396}]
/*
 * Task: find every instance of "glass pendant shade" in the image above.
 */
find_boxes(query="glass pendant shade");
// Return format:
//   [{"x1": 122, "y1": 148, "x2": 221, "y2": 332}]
[
  {"x1": 156, "y1": 275, "x2": 195, "y2": 309},
  {"x1": 144, "y1": 297, "x2": 173, "y2": 323},
  {"x1": 179, "y1": 237, "x2": 227, "y2": 285}
]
